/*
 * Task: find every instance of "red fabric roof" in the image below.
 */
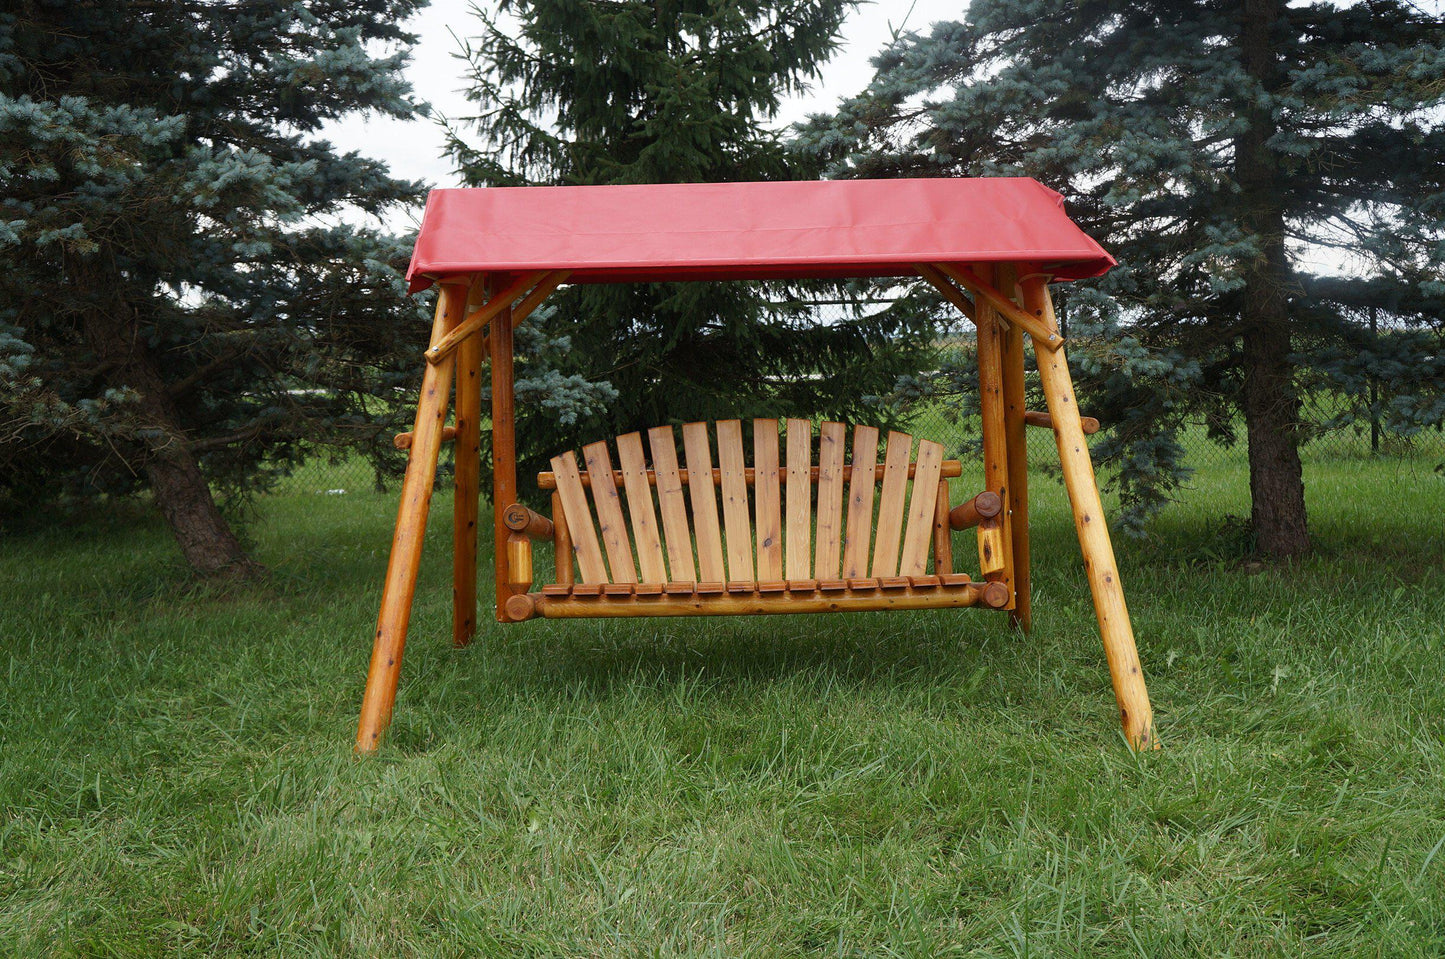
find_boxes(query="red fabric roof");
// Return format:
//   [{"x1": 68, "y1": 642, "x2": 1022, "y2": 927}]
[{"x1": 405, "y1": 177, "x2": 1114, "y2": 293}]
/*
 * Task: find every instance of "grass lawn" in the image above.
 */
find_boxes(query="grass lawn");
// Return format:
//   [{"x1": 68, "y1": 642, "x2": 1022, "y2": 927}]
[{"x1": 2, "y1": 453, "x2": 1443, "y2": 956}]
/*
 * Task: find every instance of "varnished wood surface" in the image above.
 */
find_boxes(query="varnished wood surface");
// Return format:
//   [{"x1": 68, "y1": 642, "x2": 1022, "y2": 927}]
[
  {"x1": 618, "y1": 431, "x2": 668, "y2": 583},
  {"x1": 528, "y1": 579, "x2": 1004, "y2": 619},
  {"x1": 841, "y1": 425, "x2": 880, "y2": 579},
  {"x1": 753, "y1": 419, "x2": 783, "y2": 581},
  {"x1": 814, "y1": 421, "x2": 846, "y2": 579},
  {"x1": 1025, "y1": 277, "x2": 1155, "y2": 751},
  {"x1": 870, "y1": 431, "x2": 912, "y2": 578},
  {"x1": 357, "y1": 281, "x2": 467, "y2": 753}
]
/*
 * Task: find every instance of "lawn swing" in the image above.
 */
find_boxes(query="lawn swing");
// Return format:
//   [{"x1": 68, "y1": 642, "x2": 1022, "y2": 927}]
[{"x1": 356, "y1": 178, "x2": 1156, "y2": 753}]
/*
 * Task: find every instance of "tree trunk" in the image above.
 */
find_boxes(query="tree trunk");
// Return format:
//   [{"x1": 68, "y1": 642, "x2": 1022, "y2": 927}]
[
  {"x1": 73, "y1": 257, "x2": 261, "y2": 578},
  {"x1": 1236, "y1": 0, "x2": 1310, "y2": 559}
]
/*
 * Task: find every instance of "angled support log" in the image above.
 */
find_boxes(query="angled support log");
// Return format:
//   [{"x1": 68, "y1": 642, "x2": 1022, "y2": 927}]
[
  {"x1": 425, "y1": 270, "x2": 567, "y2": 365},
  {"x1": 466, "y1": 269, "x2": 572, "y2": 363},
  {"x1": 356, "y1": 280, "x2": 469, "y2": 753},
  {"x1": 935, "y1": 262, "x2": 1062, "y2": 350},
  {"x1": 915, "y1": 263, "x2": 977, "y2": 324},
  {"x1": 1022, "y1": 277, "x2": 1156, "y2": 750}
]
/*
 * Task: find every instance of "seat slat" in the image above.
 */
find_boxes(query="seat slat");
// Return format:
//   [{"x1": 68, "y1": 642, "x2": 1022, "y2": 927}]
[
  {"x1": 841, "y1": 425, "x2": 880, "y2": 578},
  {"x1": 583, "y1": 441, "x2": 637, "y2": 583},
  {"x1": 785, "y1": 418, "x2": 812, "y2": 580},
  {"x1": 899, "y1": 439, "x2": 945, "y2": 577},
  {"x1": 648, "y1": 426, "x2": 696, "y2": 583},
  {"x1": 814, "y1": 421, "x2": 846, "y2": 580},
  {"x1": 617, "y1": 432, "x2": 667, "y2": 583},
  {"x1": 753, "y1": 419, "x2": 783, "y2": 580},
  {"x1": 682, "y1": 422, "x2": 727, "y2": 582},
  {"x1": 716, "y1": 419, "x2": 754, "y2": 582},
  {"x1": 870, "y1": 431, "x2": 913, "y2": 578},
  {"x1": 550, "y1": 450, "x2": 610, "y2": 584}
]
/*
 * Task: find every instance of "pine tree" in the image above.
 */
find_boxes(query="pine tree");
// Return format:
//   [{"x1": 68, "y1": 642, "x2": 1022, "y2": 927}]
[
  {"x1": 802, "y1": 0, "x2": 1445, "y2": 557},
  {"x1": 444, "y1": 0, "x2": 939, "y2": 493},
  {"x1": 0, "y1": 0, "x2": 429, "y2": 575}
]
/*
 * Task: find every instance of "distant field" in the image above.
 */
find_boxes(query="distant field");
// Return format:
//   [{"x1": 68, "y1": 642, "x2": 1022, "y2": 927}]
[{"x1": 2, "y1": 454, "x2": 1442, "y2": 955}]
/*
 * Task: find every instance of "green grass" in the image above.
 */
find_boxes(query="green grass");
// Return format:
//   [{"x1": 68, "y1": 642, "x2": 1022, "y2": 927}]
[{"x1": 2, "y1": 456, "x2": 1443, "y2": 956}]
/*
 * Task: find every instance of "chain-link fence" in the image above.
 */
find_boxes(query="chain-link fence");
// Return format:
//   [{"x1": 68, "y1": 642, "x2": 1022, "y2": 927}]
[{"x1": 276, "y1": 298, "x2": 1444, "y2": 500}]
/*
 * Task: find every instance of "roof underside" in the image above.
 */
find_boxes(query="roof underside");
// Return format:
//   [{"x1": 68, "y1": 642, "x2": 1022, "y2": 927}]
[{"x1": 405, "y1": 177, "x2": 1114, "y2": 293}]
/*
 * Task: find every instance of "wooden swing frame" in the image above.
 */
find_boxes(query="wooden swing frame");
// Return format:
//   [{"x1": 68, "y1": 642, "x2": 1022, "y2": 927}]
[{"x1": 355, "y1": 181, "x2": 1156, "y2": 754}]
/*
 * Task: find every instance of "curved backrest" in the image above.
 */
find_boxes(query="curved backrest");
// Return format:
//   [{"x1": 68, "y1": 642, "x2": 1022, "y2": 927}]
[{"x1": 539, "y1": 419, "x2": 961, "y2": 587}]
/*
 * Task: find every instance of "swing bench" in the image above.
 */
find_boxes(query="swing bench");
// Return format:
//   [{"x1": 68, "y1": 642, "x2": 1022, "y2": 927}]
[
  {"x1": 509, "y1": 419, "x2": 1007, "y2": 622},
  {"x1": 356, "y1": 178, "x2": 1156, "y2": 753}
]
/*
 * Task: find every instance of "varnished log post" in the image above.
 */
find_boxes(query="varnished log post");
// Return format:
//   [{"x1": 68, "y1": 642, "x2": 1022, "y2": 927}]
[
  {"x1": 356, "y1": 280, "x2": 468, "y2": 753},
  {"x1": 998, "y1": 265, "x2": 1031, "y2": 632},
  {"x1": 506, "y1": 533, "x2": 533, "y2": 592},
  {"x1": 1022, "y1": 277, "x2": 1156, "y2": 751},
  {"x1": 452, "y1": 280, "x2": 486, "y2": 648},
  {"x1": 974, "y1": 271, "x2": 1014, "y2": 603},
  {"x1": 491, "y1": 290, "x2": 519, "y2": 622}
]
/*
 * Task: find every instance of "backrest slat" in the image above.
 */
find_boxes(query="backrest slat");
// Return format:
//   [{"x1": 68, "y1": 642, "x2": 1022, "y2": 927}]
[
  {"x1": 870, "y1": 431, "x2": 914, "y2": 577},
  {"x1": 753, "y1": 419, "x2": 783, "y2": 581},
  {"x1": 716, "y1": 420, "x2": 754, "y2": 582},
  {"x1": 682, "y1": 422, "x2": 727, "y2": 582},
  {"x1": 648, "y1": 426, "x2": 696, "y2": 583},
  {"x1": 899, "y1": 439, "x2": 945, "y2": 576},
  {"x1": 617, "y1": 432, "x2": 667, "y2": 582},
  {"x1": 583, "y1": 441, "x2": 637, "y2": 583},
  {"x1": 814, "y1": 421, "x2": 846, "y2": 579},
  {"x1": 841, "y1": 425, "x2": 880, "y2": 579},
  {"x1": 785, "y1": 418, "x2": 813, "y2": 580},
  {"x1": 550, "y1": 450, "x2": 610, "y2": 584}
]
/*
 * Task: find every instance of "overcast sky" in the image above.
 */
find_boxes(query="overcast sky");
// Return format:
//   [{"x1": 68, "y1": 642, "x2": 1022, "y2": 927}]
[{"x1": 322, "y1": 0, "x2": 965, "y2": 231}]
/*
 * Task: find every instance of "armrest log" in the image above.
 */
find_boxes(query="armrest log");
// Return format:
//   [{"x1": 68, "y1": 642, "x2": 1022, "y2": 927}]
[
  {"x1": 503, "y1": 503, "x2": 555, "y2": 539},
  {"x1": 950, "y1": 490, "x2": 1003, "y2": 530}
]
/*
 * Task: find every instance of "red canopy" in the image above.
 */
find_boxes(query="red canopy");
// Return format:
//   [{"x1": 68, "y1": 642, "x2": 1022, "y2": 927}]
[{"x1": 405, "y1": 177, "x2": 1114, "y2": 293}]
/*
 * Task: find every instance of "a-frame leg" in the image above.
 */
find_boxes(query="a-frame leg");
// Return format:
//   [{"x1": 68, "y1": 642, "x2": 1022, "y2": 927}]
[
  {"x1": 1022, "y1": 278, "x2": 1155, "y2": 750},
  {"x1": 999, "y1": 266, "x2": 1032, "y2": 632},
  {"x1": 452, "y1": 281, "x2": 486, "y2": 648},
  {"x1": 356, "y1": 280, "x2": 468, "y2": 753}
]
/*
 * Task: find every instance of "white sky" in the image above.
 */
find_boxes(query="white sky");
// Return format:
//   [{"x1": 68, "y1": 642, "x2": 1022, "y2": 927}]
[{"x1": 322, "y1": 0, "x2": 965, "y2": 232}]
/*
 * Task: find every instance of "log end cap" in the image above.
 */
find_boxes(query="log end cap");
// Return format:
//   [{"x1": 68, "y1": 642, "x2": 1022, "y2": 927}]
[
  {"x1": 504, "y1": 593, "x2": 538, "y2": 621},
  {"x1": 502, "y1": 503, "x2": 532, "y2": 531}
]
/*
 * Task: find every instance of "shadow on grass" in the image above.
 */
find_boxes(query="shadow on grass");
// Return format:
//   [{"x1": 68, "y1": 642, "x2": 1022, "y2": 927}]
[{"x1": 380, "y1": 609, "x2": 1039, "y2": 755}]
